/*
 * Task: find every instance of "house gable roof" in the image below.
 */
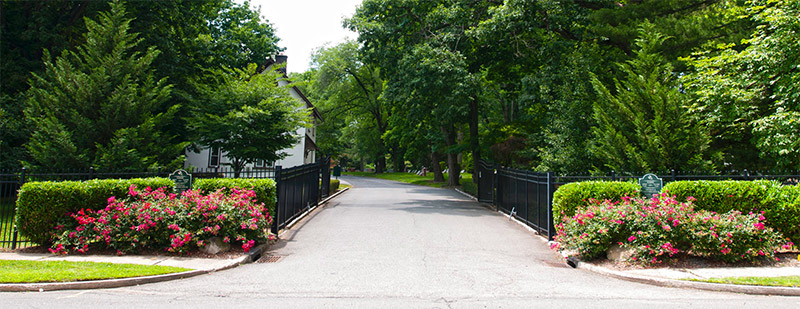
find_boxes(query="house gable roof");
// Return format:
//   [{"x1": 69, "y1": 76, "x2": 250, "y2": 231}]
[{"x1": 261, "y1": 58, "x2": 323, "y2": 122}]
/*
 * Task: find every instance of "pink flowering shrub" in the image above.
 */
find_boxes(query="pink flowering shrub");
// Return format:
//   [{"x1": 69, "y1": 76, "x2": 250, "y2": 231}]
[
  {"x1": 553, "y1": 192, "x2": 791, "y2": 264},
  {"x1": 49, "y1": 185, "x2": 274, "y2": 255}
]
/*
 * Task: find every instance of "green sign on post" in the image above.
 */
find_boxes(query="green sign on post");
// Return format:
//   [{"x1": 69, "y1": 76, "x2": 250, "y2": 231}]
[
  {"x1": 639, "y1": 173, "x2": 663, "y2": 198},
  {"x1": 332, "y1": 165, "x2": 342, "y2": 178},
  {"x1": 169, "y1": 169, "x2": 192, "y2": 194}
]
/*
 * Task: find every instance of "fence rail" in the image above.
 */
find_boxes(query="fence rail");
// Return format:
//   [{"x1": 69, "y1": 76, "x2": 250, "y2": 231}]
[
  {"x1": 1, "y1": 161, "x2": 329, "y2": 249},
  {"x1": 477, "y1": 160, "x2": 800, "y2": 240}
]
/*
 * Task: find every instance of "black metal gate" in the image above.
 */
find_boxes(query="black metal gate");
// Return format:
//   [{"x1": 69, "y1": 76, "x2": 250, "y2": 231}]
[{"x1": 476, "y1": 160, "x2": 495, "y2": 203}]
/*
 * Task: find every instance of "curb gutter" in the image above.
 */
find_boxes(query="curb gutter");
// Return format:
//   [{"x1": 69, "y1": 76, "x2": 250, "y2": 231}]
[{"x1": 575, "y1": 260, "x2": 800, "y2": 296}]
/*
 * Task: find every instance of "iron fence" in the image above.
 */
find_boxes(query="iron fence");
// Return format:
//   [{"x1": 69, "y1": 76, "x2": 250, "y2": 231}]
[
  {"x1": 271, "y1": 158, "x2": 329, "y2": 234},
  {"x1": 476, "y1": 160, "x2": 800, "y2": 240}
]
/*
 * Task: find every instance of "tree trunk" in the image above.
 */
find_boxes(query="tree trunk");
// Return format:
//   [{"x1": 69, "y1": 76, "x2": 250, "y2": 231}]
[
  {"x1": 431, "y1": 151, "x2": 445, "y2": 182},
  {"x1": 375, "y1": 154, "x2": 386, "y2": 174},
  {"x1": 441, "y1": 125, "x2": 460, "y2": 187},
  {"x1": 392, "y1": 147, "x2": 405, "y2": 172},
  {"x1": 469, "y1": 99, "x2": 480, "y2": 183}
]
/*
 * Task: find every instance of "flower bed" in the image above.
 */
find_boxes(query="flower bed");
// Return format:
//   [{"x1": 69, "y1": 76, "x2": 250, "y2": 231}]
[
  {"x1": 49, "y1": 185, "x2": 273, "y2": 255},
  {"x1": 552, "y1": 192, "x2": 793, "y2": 264}
]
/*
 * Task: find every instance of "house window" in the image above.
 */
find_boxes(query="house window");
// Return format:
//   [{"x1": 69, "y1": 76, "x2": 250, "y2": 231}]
[
  {"x1": 254, "y1": 159, "x2": 273, "y2": 169},
  {"x1": 209, "y1": 146, "x2": 221, "y2": 167}
]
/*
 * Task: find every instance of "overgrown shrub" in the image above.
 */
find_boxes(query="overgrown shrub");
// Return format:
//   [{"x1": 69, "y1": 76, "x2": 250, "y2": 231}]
[
  {"x1": 50, "y1": 185, "x2": 273, "y2": 255},
  {"x1": 16, "y1": 178, "x2": 173, "y2": 244},
  {"x1": 663, "y1": 180, "x2": 800, "y2": 244},
  {"x1": 194, "y1": 178, "x2": 276, "y2": 215},
  {"x1": 553, "y1": 193, "x2": 792, "y2": 264},
  {"x1": 552, "y1": 181, "x2": 640, "y2": 219}
]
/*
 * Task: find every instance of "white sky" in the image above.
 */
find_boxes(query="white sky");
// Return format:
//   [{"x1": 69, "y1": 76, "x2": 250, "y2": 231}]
[{"x1": 247, "y1": 0, "x2": 363, "y2": 73}]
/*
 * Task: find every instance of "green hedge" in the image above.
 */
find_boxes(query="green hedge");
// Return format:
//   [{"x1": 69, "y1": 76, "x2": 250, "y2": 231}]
[
  {"x1": 329, "y1": 179, "x2": 341, "y2": 193},
  {"x1": 552, "y1": 181, "x2": 640, "y2": 219},
  {"x1": 194, "y1": 178, "x2": 276, "y2": 215},
  {"x1": 663, "y1": 180, "x2": 800, "y2": 244},
  {"x1": 16, "y1": 178, "x2": 174, "y2": 245}
]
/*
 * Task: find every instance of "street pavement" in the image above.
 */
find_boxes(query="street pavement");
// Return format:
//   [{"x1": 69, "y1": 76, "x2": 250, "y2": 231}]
[{"x1": 1, "y1": 175, "x2": 799, "y2": 308}]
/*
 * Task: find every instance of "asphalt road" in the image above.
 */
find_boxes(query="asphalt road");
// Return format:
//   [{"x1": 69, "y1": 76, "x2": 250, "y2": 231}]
[{"x1": 3, "y1": 176, "x2": 799, "y2": 308}]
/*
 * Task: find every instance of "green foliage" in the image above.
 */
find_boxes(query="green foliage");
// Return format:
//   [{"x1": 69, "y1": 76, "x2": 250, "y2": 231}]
[
  {"x1": 329, "y1": 179, "x2": 341, "y2": 193},
  {"x1": 194, "y1": 178, "x2": 277, "y2": 215},
  {"x1": 22, "y1": 1, "x2": 184, "y2": 171},
  {"x1": 15, "y1": 178, "x2": 173, "y2": 245},
  {"x1": 589, "y1": 23, "x2": 713, "y2": 173},
  {"x1": 555, "y1": 194, "x2": 790, "y2": 264},
  {"x1": 683, "y1": 0, "x2": 800, "y2": 169},
  {"x1": 307, "y1": 40, "x2": 388, "y2": 170},
  {"x1": 552, "y1": 181, "x2": 641, "y2": 219},
  {"x1": 189, "y1": 65, "x2": 309, "y2": 175},
  {"x1": 50, "y1": 186, "x2": 272, "y2": 254},
  {"x1": 663, "y1": 180, "x2": 800, "y2": 244}
]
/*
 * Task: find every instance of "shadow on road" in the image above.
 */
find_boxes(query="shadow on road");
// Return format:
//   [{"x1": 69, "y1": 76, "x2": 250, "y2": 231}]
[{"x1": 392, "y1": 199, "x2": 491, "y2": 217}]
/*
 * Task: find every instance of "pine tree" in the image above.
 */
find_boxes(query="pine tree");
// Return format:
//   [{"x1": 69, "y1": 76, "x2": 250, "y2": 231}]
[
  {"x1": 589, "y1": 23, "x2": 714, "y2": 173},
  {"x1": 23, "y1": 1, "x2": 183, "y2": 170}
]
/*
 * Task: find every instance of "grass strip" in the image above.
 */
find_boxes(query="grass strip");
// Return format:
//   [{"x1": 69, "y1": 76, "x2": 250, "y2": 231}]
[
  {"x1": 0, "y1": 259, "x2": 191, "y2": 283},
  {"x1": 343, "y1": 171, "x2": 474, "y2": 190},
  {"x1": 687, "y1": 276, "x2": 800, "y2": 287}
]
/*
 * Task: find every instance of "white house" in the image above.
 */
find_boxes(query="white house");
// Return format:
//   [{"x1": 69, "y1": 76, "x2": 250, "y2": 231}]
[{"x1": 184, "y1": 55, "x2": 323, "y2": 171}]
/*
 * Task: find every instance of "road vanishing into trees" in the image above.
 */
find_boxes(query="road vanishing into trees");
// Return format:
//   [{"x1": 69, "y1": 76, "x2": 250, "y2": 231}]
[{"x1": 4, "y1": 176, "x2": 799, "y2": 308}]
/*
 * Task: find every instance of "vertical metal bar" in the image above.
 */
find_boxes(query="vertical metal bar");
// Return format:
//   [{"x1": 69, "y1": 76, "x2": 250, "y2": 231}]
[
  {"x1": 12, "y1": 168, "x2": 27, "y2": 250},
  {"x1": 547, "y1": 172, "x2": 555, "y2": 240},
  {"x1": 271, "y1": 166, "x2": 282, "y2": 234}
]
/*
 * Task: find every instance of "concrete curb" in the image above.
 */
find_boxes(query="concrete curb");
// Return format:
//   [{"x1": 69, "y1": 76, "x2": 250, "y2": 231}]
[
  {"x1": 575, "y1": 260, "x2": 800, "y2": 296},
  {"x1": 0, "y1": 254, "x2": 250, "y2": 292},
  {"x1": 0, "y1": 188, "x2": 352, "y2": 293}
]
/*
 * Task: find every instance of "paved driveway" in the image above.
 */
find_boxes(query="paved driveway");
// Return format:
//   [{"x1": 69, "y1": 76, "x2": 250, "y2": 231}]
[{"x1": 3, "y1": 176, "x2": 799, "y2": 308}]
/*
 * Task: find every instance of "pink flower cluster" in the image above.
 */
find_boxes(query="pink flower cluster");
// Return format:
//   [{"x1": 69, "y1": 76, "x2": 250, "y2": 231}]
[
  {"x1": 49, "y1": 185, "x2": 273, "y2": 255},
  {"x1": 553, "y1": 192, "x2": 791, "y2": 264}
]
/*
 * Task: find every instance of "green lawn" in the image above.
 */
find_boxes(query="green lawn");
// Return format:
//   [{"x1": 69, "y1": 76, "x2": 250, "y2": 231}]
[
  {"x1": 0, "y1": 259, "x2": 191, "y2": 283},
  {"x1": 688, "y1": 276, "x2": 800, "y2": 287},
  {"x1": 343, "y1": 171, "x2": 477, "y2": 195}
]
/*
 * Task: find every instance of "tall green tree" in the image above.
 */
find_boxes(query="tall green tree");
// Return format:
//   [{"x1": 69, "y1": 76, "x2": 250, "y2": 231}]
[
  {"x1": 189, "y1": 64, "x2": 310, "y2": 177},
  {"x1": 23, "y1": 1, "x2": 183, "y2": 171},
  {"x1": 590, "y1": 24, "x2": 713, "y2": 173},
  {"x1": 684, "y1": 0, "x2": 800, "y2": 169},
  {"x1": 307, "y1": 40, "x2": 389, "y2": 172}
]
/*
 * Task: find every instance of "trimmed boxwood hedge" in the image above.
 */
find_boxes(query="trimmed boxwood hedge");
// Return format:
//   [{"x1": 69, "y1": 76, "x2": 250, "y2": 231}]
[
  {"x1": 663, "y1": 180, "x2": 800, "y2": 244},
  {"x1": 329, "y1": 179, "x2": 341, "y2": 193},
  {"x1": 16, "y1": 178, "x2": 174, "y2": 245},
  {"x1": 194, "y1": 178, "x2": 277, "y2": 216},
  {"x1": 552, "y1": 181, "x2": 640, "y2": 219}
]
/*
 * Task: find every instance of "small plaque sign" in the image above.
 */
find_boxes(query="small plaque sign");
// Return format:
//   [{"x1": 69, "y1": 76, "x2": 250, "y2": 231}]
[
  {"x1": 639, "y1": 173, "x2": 663, "y2": 198},
  {"x1": 169, "y1": 169, "x2": 192, "y2": 194}
]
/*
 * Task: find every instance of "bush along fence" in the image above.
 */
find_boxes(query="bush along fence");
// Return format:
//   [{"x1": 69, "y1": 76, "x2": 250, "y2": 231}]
[
  {"x1": 476, "y1": 159, "x2": 800, "y2": 241},
  {"x1": 0, "y1": 157, "x2": 331, "y2": 249}
]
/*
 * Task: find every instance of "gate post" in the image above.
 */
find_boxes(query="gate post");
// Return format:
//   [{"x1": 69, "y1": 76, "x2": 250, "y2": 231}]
[
  {"x1": 546, "y1": 172, "x2": 555, "y2": 240},
  {"x1": 271, "y1": 166, "x2": 282, "y2": 235}
]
